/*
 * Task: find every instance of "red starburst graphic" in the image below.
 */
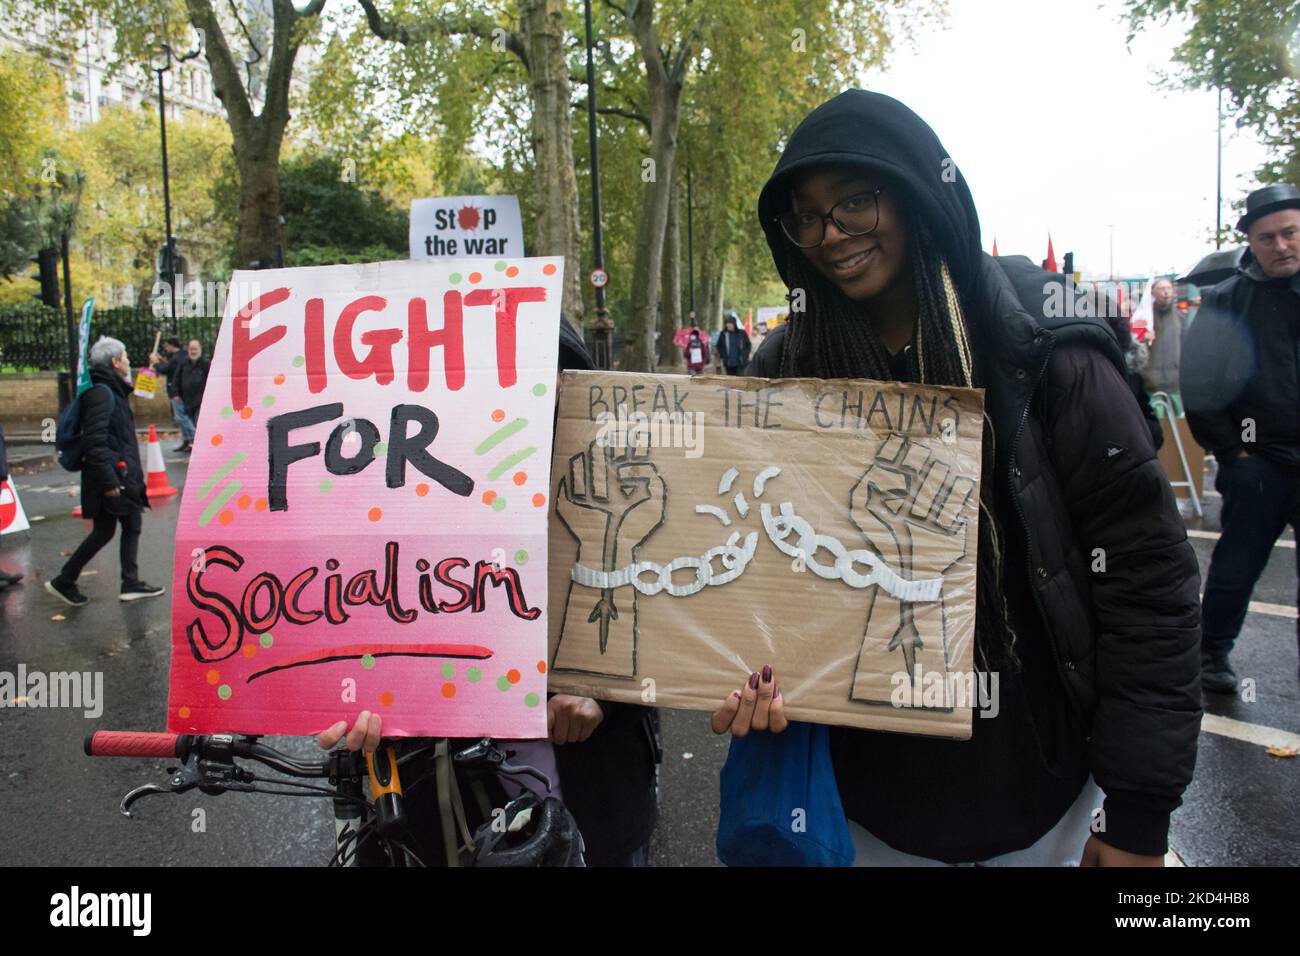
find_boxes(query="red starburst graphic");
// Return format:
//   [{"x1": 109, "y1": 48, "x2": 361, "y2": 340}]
[{"x1": 457, "y1": 205, "x2": 481, "y2": 230}]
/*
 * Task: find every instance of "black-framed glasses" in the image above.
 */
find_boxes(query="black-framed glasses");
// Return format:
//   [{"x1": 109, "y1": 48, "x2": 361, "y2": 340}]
[{"x1": 776, "y1": 187, "x2": 884, "y2": 248}]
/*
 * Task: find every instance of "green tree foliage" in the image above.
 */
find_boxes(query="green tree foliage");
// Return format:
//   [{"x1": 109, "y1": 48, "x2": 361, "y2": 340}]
[
  {"x1": 277, "y1": 154, "x2": 408, "y2": 264},
  {"x1": 1126, "y1": 0, "x2": 1300, "y2": 186}
]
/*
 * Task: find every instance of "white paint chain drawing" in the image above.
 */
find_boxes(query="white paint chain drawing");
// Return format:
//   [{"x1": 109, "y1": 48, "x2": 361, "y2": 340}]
[{"x1": 568, "y1": 465, "x2": 943, "y2": 602}]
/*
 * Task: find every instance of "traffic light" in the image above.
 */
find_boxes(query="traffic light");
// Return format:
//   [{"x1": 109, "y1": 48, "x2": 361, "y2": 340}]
[{"x1": 30, "y1": 247, "x2": 60, "y2": 308}]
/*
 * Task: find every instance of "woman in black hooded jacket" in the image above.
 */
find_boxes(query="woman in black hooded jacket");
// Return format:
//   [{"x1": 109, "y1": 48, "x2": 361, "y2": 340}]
[{"x1": 709, "y1": 90, "x2": 1201, "y2": 865}]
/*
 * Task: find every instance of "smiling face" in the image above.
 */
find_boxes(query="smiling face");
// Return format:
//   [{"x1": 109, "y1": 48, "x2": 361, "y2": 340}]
[{"x1": 786, "y1": 165, "x2": 909, "y2": 303}]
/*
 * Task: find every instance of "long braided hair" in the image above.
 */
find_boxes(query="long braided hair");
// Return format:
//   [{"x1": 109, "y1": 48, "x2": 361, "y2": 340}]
[{"x1": 779, "y1": 218, "x2": 1019, "y2": 672}]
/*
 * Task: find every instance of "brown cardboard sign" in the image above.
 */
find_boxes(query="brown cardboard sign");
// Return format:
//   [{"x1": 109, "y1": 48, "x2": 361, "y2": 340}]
[{"x1": 546, "y1": 371, "x2": 986, "y2": 738}]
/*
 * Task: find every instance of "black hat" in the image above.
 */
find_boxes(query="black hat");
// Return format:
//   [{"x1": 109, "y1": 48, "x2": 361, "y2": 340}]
[{"x1": 1237, "y1": 183, "x2": 1300, "y2": 233}]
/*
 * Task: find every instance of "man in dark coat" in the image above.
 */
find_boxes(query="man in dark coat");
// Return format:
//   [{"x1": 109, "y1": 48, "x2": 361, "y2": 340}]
[
  {"x1": 1182, "y1": 183, "x2": 1300, "y2": 692},
  {"x1": 173, "y1": 339, "x2": 211, "y2": 447},
  {"x1": 151, "y1": 336, "x2": 193, "y2": 452},
  {"x1": 713, "y1": 312, "x2": 751, "y2": 375},
  {"x1": 45, "y1": 337, "x2": 166, "y2": 606}
]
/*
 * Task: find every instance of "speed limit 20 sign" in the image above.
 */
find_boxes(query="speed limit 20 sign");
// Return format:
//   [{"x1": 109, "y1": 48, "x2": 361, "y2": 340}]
[{"x1": 588, "y1": 268, "x2": 609, "y2": 289}]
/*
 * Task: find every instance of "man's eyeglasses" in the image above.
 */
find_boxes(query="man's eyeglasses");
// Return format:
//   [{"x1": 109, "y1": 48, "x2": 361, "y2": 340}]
[{"x1": 776, "y1": 187, "x2": 884, "y2": 248}]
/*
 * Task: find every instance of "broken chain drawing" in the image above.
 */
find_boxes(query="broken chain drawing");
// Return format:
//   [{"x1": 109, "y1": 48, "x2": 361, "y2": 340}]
[{"x1": 552, "y1": 432, "x2": 974, "y2": 688}]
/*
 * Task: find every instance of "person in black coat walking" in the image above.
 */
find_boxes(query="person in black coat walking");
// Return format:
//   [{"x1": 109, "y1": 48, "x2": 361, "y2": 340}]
[
  {"x1": 1182, "y1": 183, "x2": 1300, "y2": 692},
  {"x1": 45, "y1": 337, "x2": 166, "y2": 606},
  {"x1": 151, "y1": 336, "x2": 194, "y2": 452},
  {"x1": 711, "y1": 90, "x2": 1200, "y2": 866}
]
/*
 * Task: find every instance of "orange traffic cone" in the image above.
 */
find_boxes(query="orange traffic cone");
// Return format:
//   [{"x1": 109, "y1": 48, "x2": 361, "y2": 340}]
[{"x1": 143, "y1": 425, "x2": 179, "y2": 499}]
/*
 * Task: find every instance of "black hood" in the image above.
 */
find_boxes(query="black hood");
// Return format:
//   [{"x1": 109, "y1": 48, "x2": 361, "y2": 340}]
[
  {"x1": 757, "y1": 89, "x2": 983, "y2": 292},
  {"x1": 558, "y1": 316, "x2": 593, "y2": 372}
]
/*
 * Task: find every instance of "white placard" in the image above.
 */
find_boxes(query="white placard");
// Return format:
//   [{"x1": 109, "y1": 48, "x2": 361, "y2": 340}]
[{"x1": 409, "y1": 196, "x2": 525, "y2": 260}]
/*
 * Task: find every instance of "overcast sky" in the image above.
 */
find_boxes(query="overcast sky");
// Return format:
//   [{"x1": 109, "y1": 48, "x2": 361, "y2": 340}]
[{"x1": 860, "y1": 0, "x2": 1270, "y2": 278}]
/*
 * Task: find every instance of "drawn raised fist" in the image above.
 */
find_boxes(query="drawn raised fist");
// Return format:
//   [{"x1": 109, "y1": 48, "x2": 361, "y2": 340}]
[
  {"x1": 552, "y1": 435, "x2": 666, "y2": 678},
  {"x1": 849, "y1": 433, "x2": 975, "y2": 701}
]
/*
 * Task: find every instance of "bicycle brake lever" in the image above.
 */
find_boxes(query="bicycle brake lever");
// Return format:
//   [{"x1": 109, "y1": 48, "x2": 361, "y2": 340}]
[
  {"x1": 119, "y1": 783, "x2": 170, "y2": 818},
  {"x1": 496, "y1": 759, "x2": 552, "y2": 793}
]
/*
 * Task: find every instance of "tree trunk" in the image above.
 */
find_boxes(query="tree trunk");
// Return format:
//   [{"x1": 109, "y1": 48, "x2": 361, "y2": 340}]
[
  {"x1": 657, "y1": 175, "x2": 683, "y2": 369},
  {"x1": 519, "y1": 0, "x2": 585, "y2": 329},
  {"x1": 622, "y1": 0, "x2": 690, "y2": 372},
  {"x1": 235, "y1": 150, "x2": 285, "y2": 268}
]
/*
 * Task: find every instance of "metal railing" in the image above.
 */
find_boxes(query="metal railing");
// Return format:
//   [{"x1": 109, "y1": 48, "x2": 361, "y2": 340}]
[{"x1": 0, "y1": 306, "x2": 222, "y2": 372}]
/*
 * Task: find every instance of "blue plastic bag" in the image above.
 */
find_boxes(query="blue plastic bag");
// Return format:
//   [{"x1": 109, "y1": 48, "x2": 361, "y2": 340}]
[{"x1": 716, "y1": 721, "x2": 855, "y2": 867}]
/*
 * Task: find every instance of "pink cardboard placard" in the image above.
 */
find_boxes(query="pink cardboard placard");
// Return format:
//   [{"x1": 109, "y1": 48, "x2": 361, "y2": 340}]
[{"x1": 167, "y1": 258, "x2": 563, "y2": 737}]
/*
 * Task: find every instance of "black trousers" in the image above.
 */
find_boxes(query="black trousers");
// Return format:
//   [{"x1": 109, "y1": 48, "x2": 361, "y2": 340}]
[
  {"x1": 1201, "y1": 453, "x2": 1300, "y2": 661},
  {"x1": 58, "y1": 509, "x2": 141, "y2": 586}
]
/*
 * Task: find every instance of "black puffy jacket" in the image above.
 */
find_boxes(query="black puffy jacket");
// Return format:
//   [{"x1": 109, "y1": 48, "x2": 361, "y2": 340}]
[
  {"x1": 79, "y1": 366, "x2": 148, "y2": 520},
  {"x1": 1182, "y1": 256, "x2": 1300, "y2": 467},
  {"x1": 749, "y1": 89, "x2": 1201, "y2": 860}
]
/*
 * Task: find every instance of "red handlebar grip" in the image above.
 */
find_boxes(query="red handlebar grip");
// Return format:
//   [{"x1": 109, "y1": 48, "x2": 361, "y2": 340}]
[{"x1": 85, "y1": 731, "x2": 183, "y2": 758}]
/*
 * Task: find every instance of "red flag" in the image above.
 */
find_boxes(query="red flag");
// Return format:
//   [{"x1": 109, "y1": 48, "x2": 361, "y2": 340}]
[
  {"x1": 1045, "y1": 234, "x2": 1058, "y2": 272},
  {"x1": 745, "y1": 308, "x2": 753, "y2": 337},
  {"x1": 991, "y1": 237, "x2": 1000, "y2": 257}
]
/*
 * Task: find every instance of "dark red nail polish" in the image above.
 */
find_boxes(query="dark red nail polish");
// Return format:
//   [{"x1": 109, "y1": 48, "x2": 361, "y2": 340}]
[
  {"x1": 749, "y1": 671, "x2": 760, "y2": 689},
  {"x1": 762, "y1": 664, "x2": 772, "y2": 683}
]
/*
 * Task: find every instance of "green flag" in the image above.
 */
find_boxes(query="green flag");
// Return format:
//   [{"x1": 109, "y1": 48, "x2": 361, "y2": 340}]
[{"x1": 75, "y1": 297, "x2": 94, "y2": 396}]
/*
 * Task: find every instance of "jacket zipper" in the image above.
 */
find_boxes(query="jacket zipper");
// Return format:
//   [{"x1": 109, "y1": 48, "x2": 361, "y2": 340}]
[{"x1": 1006, "y1": 332, "x2": 1085, "y2": 721}]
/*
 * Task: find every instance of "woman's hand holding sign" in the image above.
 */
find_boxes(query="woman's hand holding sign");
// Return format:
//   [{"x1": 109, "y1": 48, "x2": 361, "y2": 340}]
[
  {"x1": 711, "y1": 664, "x2": 787, "y2": 736},
  {"x1": 318, "y1": 710, "x2": 382, "y2": 753}
]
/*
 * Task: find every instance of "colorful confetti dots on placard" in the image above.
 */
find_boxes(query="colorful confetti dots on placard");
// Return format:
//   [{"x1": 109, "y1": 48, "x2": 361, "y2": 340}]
[
  {"x1": 237, "y1": 494, "x2": 251, "y2": 509},
  {"x1": 482, "y1": 490, "x2": 497, "y2": 506},
  {"x1": 442, "y1": 683, "x2": 456, "y2": 698},
  {"x1": 220, "y1": 406, "x2": 234, "y2": 419},
  {"x1": 537, "y1": 660, "x2": 547, "y2": 673},
  {"x1": 242, "y1": 645, "x2": 256, "y2": 658},
  {"x1": 206, "y1": 669, "x2": 220, "y2": 685},
  {"x1": 469, "y1": 272, "x2": 482, "y2": 283},
  {"x1": 262, "y1": 394, "x2": 276, "y2": 408},
  {"x1": 218, "y1": 510, "x2": 234, "y2": 526},
  {"x1": 532, "y1": 383, "x2": 547, "y2": 396},
  {"x1": 368, "y1": 507, "x2": 383, "y2": 522},
  {"x1": 532, "y1": 493, "x2": 546, "y2": 507},
  {"x1": 218, "y1": 684, "x2": 232, "y2": 700},
  {"x1": 449, "y1": 272, "x2": 462, "y2": 283},
  {"x1": 491, "y1": 409, "x2": 505, "y2": 423},
  {"x1": 320, "y1": 480, "x2": 333, "y2": 493},
  {"x1": 507, "y1": 669, "x2": 521, "y2": 684},
  {"x1": 179, "y1": 706, "x2": 191, "y2": 719},
  {"x1": 543, "y1": 264, "x2": 556, "y2": 275},
  {"x1": 467, "y1": 667, "x2": 482, "y2": 683},
  {"x1": 239, "y1": 406, "x2": 253, "y2": 420},
  {"x1": 292, "y1": 355, "x2": 305, "y2": 368},
  {"x1": 374, "y1": 442, "x2": 387, "y2": 455},
  {"x1": 416, "y1": 483, "x2": 429, "y2": 496},
  {"x1": 259, "y1": 632, "x2": 274, "y2": 649},
  {"x1": 210, "y1": 434, "x2": 223, "y2": 446},
  {"x1": 506, "y1": 266, "x2": 519, "y2": 278},
  {"x1": 497, "y1": 676, "x2": 510, "y2": 691},
  {"x1": 255, "y1": 498, "x2": 268, "y2": 512},
  {"x1": 494, "y1": 261, "x2": 507, "y2": 272},
  {"x1": 491, "y1": 497, "x2": 507, "y2": 512},
  {"x1": 380, "y1": 692, "x2": 394, "y2": 707},
  {"x1": 525, "y1": 693, "x2": 540, "y2": 708},
  {"x1": 513, "y1": 472, "x2": 527, "y2": 486},
  {"x1": 441, "y1": 662, "x2": 456, "y2": 679},
  {"x1": 515, "y1": 549, "x2": 529, "y2": 565},
  {"x1": 274, "y1": 373, "x2": 286, "y2": 385},
  {"x1": 361, "y1": 654, "x2": 376, "y2": 669}
]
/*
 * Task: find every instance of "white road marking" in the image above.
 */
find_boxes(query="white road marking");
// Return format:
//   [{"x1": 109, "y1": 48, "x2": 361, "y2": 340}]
[
  {"x1": 1201, "y1": 713, "x2": 1300, "y2": 751},
  {"x1": 1187, "y1": 528, "x2": 1295, "y2": 549},
  {"x1": 1248, "y1": 600, "x2": 1298, "y2": 620}
]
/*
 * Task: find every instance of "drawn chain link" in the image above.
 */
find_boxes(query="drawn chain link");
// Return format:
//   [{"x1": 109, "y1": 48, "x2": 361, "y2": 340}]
[
  {"x1": 759, "y1": 502, "x2": 942, "y2": 602},
  {"x1": 571, "y1": 531, "x2": 759, "y2": 598}
]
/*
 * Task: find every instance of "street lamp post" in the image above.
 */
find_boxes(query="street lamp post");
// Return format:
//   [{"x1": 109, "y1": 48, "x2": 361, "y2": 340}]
[
  {"x1": 583, "y1": 0, "x2": 612, "y2": 369},
  {"x1": 152, "y1": 34, "x2": 201, "y2": 326}
]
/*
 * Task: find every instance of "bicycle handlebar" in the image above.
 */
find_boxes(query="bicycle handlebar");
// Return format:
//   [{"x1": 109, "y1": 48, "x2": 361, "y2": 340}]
[{"x1": 85, "y1": 731, "x2": 189, "y2": 759}]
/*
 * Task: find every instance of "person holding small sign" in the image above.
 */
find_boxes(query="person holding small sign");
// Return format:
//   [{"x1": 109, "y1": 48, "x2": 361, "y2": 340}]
[{"x1": 713, "y1": 90, "x2": 1201, "y2": 867}]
